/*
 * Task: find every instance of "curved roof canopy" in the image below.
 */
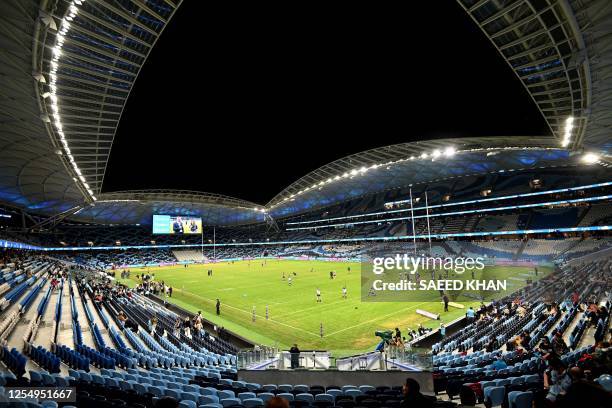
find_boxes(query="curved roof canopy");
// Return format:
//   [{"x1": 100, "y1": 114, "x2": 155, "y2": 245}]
[
  {"x1": 457, "y1": 0, "x2": 612, "y2": 153},
  {"x1": 266, "y1": 137, "x2": 584, "y2": 218},
  {"x1": 0, "y1": 0, "x2": 610, "y2": 227},
  {"x1": 71, "y1": 190, "x2": 265, "y2": 226}
]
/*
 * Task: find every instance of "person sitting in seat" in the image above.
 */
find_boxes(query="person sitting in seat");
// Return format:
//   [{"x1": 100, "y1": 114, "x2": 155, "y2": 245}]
[
  {"x1": 492, "y1": 356, "x2": 508, "y2": 370},
  {"x1": 552, "y1": 331, "x2": 569, "y2": 355},
  {"x1": 117, "y1": 311, "x2": 127, "y2": 327},
  {"x1": 400, "y1": 378, "x2": 434, "y2": 408}
]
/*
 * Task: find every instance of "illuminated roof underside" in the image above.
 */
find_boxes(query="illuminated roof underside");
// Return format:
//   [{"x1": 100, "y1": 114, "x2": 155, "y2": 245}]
[
  {"x1": 72, "y1": 190, "x2": 265, "y2": 226},
  {"x1": 267, "y1": 137, "x2": 582, "y2": 219},
  {"x1": 0, "y1": 0, "x2": 610, "y2": 227},
  {"x1": 41, "y1": 0, "x2": 182, "y2": 200},
  {"x1": 457, "y1": 0, "x2": 612, "y2": 153}
]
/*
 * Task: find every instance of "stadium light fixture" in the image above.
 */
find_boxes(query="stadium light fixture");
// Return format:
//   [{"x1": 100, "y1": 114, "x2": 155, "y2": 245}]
[
  {"x1": 44, "y1": 0, "x2": 95, "y2": 203},
  {"x1": 582, "y1": 152, "x2": 600, "y2": 164},
  {"x1": 32, "y1": 72, "x2": 46, "y2": 83},
  {"x1": 432, "y1": 149, "x2": 441, "y2": 159},
  {"x1": 444, "y1": 147, "x2": 456, "y2": 157},
  {"x1": 561, "y1": 116, "x2": 574, "y2": 147}
]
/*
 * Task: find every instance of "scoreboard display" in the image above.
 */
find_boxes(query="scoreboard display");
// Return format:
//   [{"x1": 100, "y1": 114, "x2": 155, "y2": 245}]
[{"x1": 152, "y1": 215, "x2": 202, "y2": 234}]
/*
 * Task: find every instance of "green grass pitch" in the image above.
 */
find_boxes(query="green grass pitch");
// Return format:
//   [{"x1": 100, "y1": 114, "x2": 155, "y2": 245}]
[{"x1": 119, "y1": 259, "x2": 551, "y2": 357}]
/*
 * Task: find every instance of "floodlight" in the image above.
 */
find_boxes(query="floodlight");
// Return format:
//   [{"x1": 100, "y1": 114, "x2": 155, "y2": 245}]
[
  {"x1": 40, "y1": 14, "x2": 57, "y2": 30},
  {"x1": 32, "y1": 72, "x2": 46, "y2": 83},
  {"x1": 582, "y1": 153, "x2": 599, "y2": 164}
]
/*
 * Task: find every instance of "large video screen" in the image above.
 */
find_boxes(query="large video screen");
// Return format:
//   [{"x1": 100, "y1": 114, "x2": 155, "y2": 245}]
[{"x1": 152, "y1": 215, "x2": 203, "y2": 234}]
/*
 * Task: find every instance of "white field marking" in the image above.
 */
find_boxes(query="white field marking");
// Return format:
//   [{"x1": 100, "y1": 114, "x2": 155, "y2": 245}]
[
  {"x1": 218, "y1": 302, "x2": 320, "y2": 338},
  {"x1": 177, "y1": 289, "x2": 319, "y2": 338},
  {"x1": 275, "y1": 298, "x2": 350, "y2": 319},
  {"x1": 325, "y1": 301, "x2": 430, "y2": 338}
]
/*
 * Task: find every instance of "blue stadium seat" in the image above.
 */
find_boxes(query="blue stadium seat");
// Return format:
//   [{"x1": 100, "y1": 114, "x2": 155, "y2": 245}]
[
  {"x1": 510, "y1": 391, "x2": 533, "y2": 408},
  {"x1": 293, "y1": 385, "x2": 309, "y2": 393},
  {"x1": 315, "y1": 394, "x2": 334, "y2": 403},
  {"x1": 221, "y1": 397, "x2": 242, "y2": 407},
  {"x1": 278, "y1": 384, "x2": 293, "y2": 392},
  {"x1": 243, "y1": 398, "x2": 264, "y2": 407},
  {"x1": 257, "y1": 393, "x2": 274, "y2": 402},
  {"x1": 295, "y1": 393, "x2": 315, "y2": 404},
  {"x1": 484, "y1": 386, "x2": 505, "y2": 408},
  {"x1": 239, "y1": 392, "x2": 256, "y2": 401},
  {"x1": 277, "y1": 393, "x2": 295, "y2": 402},
  {"x1": 200, "y1": 395, "x2": 220, "y2": 405},
  {"x1": 218, "y1": 390, "x2": 235, "y2": 399}
]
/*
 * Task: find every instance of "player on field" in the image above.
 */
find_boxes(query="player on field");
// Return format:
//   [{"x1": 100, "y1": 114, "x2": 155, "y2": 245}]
[
  {"x1": 316, "y1": 288, "x2": 321, "y2": 302},
  {"x1": 342, "y1": 286, "x2": 347, "y2": 299},
  {"x1": 288, "y1": 276, "x2": 292, "y2": 286}
]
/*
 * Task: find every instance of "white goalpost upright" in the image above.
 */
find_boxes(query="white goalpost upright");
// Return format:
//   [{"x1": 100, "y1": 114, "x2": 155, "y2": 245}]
[
  {"x1": 409, "y1": 188, "x2": 417, "y2": 255},
  {"x1": 425, "y1": 191, "x2": 432, "y2": 255}
]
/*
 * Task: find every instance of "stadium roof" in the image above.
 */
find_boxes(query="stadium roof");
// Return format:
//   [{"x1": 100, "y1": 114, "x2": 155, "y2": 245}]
[
  {"x1": 0, "y1": 0, "x2": 610, "y2": 227},
  {"x1": 457, "y1": 0, "x2": 612, "y2": 152},
  {"x1": 71, "y1": 190, "x2": 265, "y2": 226}
]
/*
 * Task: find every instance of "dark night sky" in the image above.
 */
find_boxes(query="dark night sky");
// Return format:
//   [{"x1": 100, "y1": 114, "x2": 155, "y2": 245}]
[{"x1": 102, "y1": 2, "x2": 550, "y2": 204}]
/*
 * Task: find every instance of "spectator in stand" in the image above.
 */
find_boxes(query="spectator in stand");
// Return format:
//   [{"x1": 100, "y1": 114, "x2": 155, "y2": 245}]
[
  {"x1": 520, "y1": 330, "x2": 532, "y2": 350},
  {"x1": 173, "y1": 317, "x2": 181, "y2": 336},
  {"x1": 466, "y1": 306, "x2": 475, "y2": 323},
  {"x1": 539, "y1": 336, "x2": 553, "y2": 355},
  {"x1": 552, "y1": 331, "x2": 569, "y2": 355},
  {"x1": 544, "y1": 357, "x2": 572, "y2": 403},
  {"x1": 183, "y1": 316, "x2": 191, "y2": 337},
  {"x1": 193, "y1": 318, "x2": 202, "y2": 336},
  {"x1": 485, "y1": 338, "x2": 498, "y2": 353},
  {"x1": 117, "y1": 311, "x2": 127, "y2": 327},
  {"x1": 594, "y1": 317, "x2": 606, "y2": 344},
  {"x1": 492, "y1": 356, "x2": 507, "y2": 370},
  {"x1": 400, "y1": 378, "x2": 434, "y2": 408},
  {"x1": 150, "y1": 316, "x2": 157, "y2": 334}
]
